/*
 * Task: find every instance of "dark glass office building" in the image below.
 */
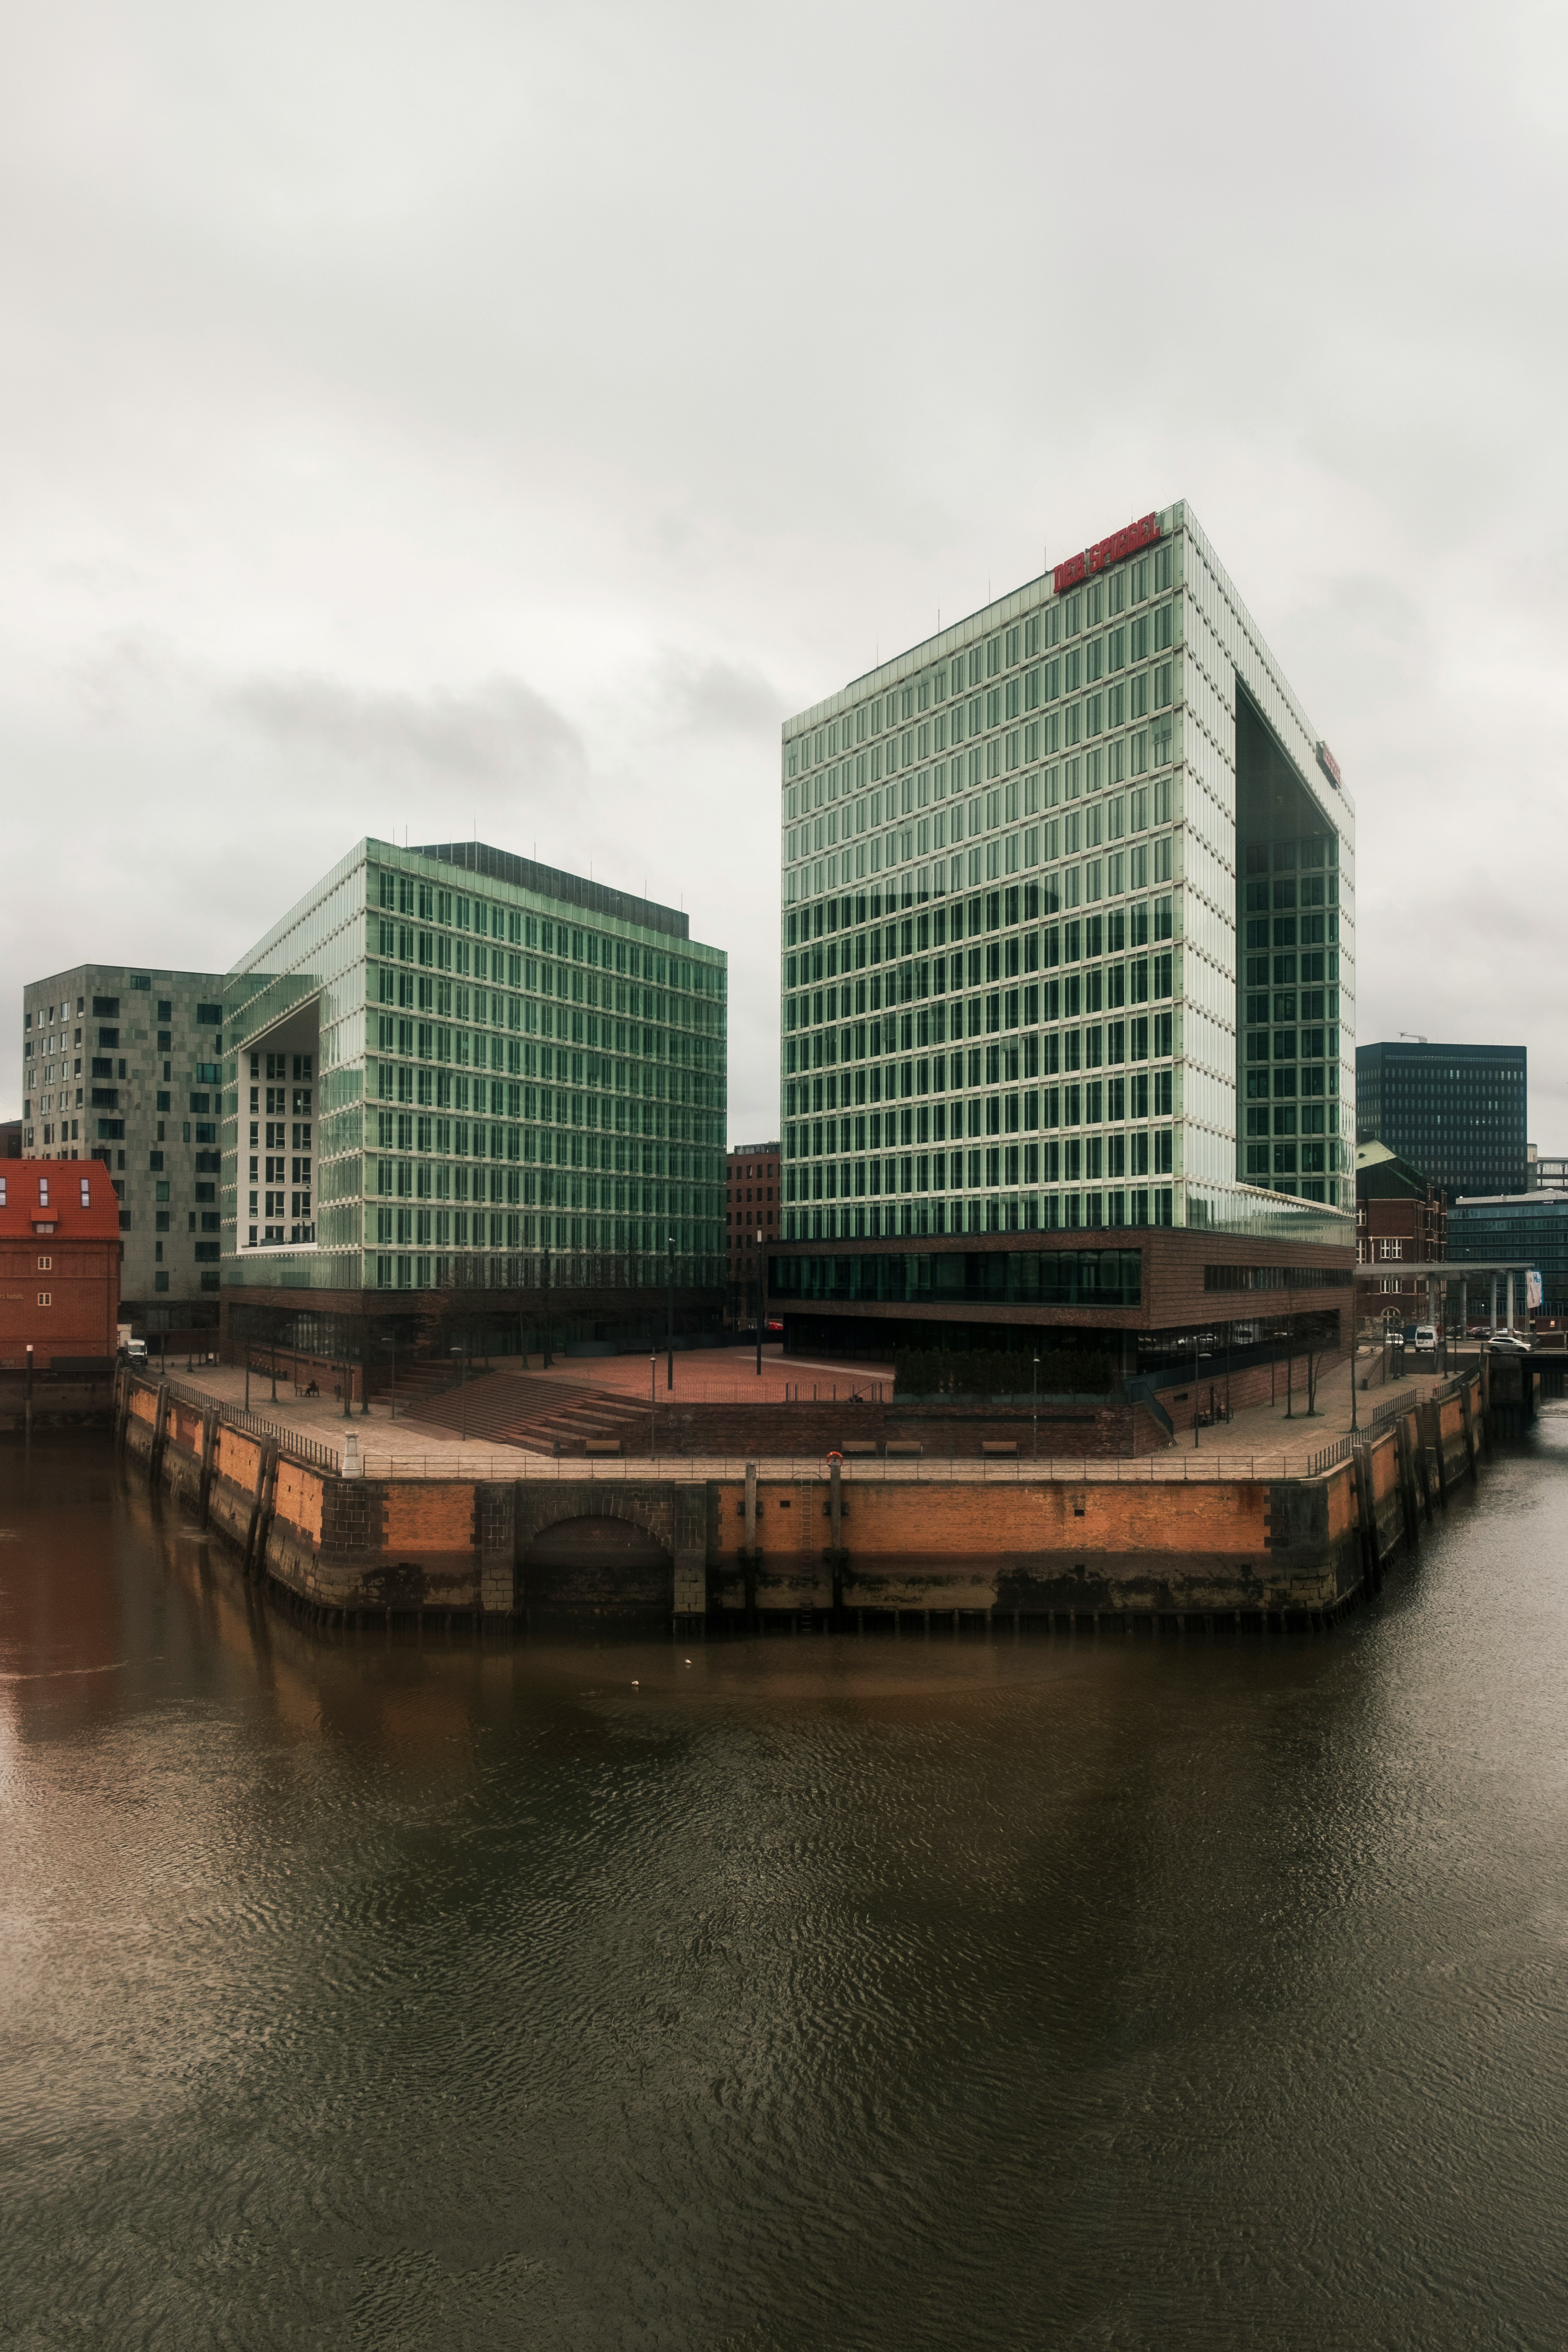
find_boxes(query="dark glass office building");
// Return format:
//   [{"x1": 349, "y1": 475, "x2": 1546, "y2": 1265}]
[
  {"x1": 1355, "y1": 1041, "x2": 1527, "y2": 1199},
  {"x1": 1449, "y1": 1192, "x2": 1568, "y2": 1320}
]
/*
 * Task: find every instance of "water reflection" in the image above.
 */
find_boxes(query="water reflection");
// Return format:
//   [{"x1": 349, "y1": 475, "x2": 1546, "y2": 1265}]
[{"x1": 3, "y1": 1430, "x2": 1568, "y2": 2347}]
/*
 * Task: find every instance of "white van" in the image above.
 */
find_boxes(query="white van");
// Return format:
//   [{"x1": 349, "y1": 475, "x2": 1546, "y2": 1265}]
[{"x1": 1414, "y1": 1325, "x2": 1437, "y2": 1351}]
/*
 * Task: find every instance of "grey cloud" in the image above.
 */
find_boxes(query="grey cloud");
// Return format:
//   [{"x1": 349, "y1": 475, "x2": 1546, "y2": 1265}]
[
  {"x1": 224, "y1": 671, "x2": 586, "y2": 789},
  {"x1": 649, "y1": 653, "x2": 785, "y2": 739}
]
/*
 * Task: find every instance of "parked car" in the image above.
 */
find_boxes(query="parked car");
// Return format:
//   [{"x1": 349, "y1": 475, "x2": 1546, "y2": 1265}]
[
  {"x1": 1488, "y1": 1333, "x2": 1532, "y2": 1353},
  {"x1": 1414, "y1": 1325, "x2": 1437, "y2": 1350}
]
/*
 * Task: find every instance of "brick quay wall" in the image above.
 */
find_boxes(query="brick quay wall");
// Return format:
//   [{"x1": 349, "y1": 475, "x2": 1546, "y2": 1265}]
[{"x1": 116, "y1": 1362, "x2": 1494, "y2": 1632}]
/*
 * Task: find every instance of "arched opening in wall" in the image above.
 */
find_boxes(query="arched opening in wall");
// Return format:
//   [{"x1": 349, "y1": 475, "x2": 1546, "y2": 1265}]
[{"x1": 521, "y1": 1515, "x2": 671, "y2": 1624}]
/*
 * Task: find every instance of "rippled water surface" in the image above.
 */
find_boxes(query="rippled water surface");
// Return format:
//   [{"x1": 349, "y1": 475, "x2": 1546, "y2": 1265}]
[{"x1": 4, "y1": 1429, "x2": 1568, "y2": 2348}]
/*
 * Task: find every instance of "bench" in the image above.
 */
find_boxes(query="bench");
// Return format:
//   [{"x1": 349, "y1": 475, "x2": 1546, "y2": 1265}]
[
  {"x1": 839, "y1": 1440, "x2": 878, "y2": 1457},
  {"x1": 981, "y1": 1440, "x2": 1018, "y2": 1458},
  {"x1": 884, "y1": 1441, "x2": 923, "y2": 1459},
  {"x1": 584, "y1": 1439, "x2": 622, "y2": 1457}
]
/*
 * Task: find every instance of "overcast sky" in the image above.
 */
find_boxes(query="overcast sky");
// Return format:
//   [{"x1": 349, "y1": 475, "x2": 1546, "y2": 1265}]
[{"x1": 4, "y1": 0, "x2": 1566, "y2": 1149}]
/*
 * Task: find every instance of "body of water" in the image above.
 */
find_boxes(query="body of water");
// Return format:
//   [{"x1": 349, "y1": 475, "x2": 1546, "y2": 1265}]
[{"x1": 3, "y1": 1429, "x2": 1567, "y2": 2348}]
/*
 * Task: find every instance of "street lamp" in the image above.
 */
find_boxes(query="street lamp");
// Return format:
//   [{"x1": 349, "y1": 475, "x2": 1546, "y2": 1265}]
[
  {"x1": 1032, "y1": 1352, "x2": 1040, "y2": 1463},
  {"x1": 666, "y1": 1231, "x2": 675, "y2": 1392},
  {"x1": 451, "y1": 1336, "x2": 468, "y2": 1442},
  {"x1": 381, "y1": 1330, "x2": 398, "y2": 1421},
  {"x1": 755, "y1": 1227, "x2": 764, "y2": 1379},
  {"x1": 1192, "y1": 1334, "x2": 1211, "y2": 1448},
  {"x1": 649, "y1": 1351, "x2": 657, "y2": 1456}
]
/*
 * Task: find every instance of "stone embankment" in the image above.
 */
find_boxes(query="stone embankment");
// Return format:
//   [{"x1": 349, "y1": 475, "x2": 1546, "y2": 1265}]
[{"x1": 114, "y1": 1356, "x2": 1497, "y2": 1636}]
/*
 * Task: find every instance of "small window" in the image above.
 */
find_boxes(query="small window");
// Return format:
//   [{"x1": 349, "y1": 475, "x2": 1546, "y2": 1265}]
[
  {"x1": 37, "y1": 1256, "x2": 52, "y2": 1271},
  {"x1": 131, "y1": 975, "x2": 151, "y2": 991},
  {"x1": 195, "y1": 1003, "x2": 222, "y2": 1025},
  {"x1": 157, "y1": 999, "x2": 172, "y2": 1021},
  {"x1": 80, "y1": 1178, "x2": 90, "y2": 1206},
  {"x1": 0, "y1": 1177, "x2": 6, "y2": 1207},
  {"x1": 37, "y1": 1293, "x2": 51, "y2": 1307},
  {"x1": 38, "y1": 1178, "x2": 50, "y2": 1205}
]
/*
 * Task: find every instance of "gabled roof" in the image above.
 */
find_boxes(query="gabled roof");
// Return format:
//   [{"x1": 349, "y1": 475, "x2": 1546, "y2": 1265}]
[{"x1": 0, "y1": 1163, "x2": 120, "y2": 1239}]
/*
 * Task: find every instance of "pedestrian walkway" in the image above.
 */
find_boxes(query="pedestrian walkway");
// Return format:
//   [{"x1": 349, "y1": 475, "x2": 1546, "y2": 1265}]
[{"x1": 147, "y1": 1341, "x2": 1464, "y2": 1486}]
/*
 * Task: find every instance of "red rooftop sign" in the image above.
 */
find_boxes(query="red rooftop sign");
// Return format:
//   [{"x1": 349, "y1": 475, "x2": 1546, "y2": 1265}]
[{"x1": 1052, "y1": 511, "x2": 1162, "y2": 595}]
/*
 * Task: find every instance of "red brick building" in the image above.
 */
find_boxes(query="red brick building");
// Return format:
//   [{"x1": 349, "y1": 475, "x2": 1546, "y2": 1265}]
[
  {"x1": 727, "y1": 1140, "x2": 780, "y2": 1321},
  {"x1": 1356, "y1": 1142, "x2": 1446, "y2": 1328},
  {"x1": 0, "y1": 1161, "x2": 120, "y2": 1370}
]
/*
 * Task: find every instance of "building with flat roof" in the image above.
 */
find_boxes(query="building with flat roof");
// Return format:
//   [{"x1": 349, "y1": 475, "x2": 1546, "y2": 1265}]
[
  {"x1": 1356, "y1": 1040, "x2": 1527, "y2": 1199},
  {"x1": 1450, "y1": 1190, "x2": 1568, "y2": 1322},
  {"x1": 220, "y1": 838, "x2": 727, "y2": 1357},
  {"x1": 20, "y1": 964, "x2": 231, "y2": 1333},
  {"x1": 769, "y1": 499, "x2": 1355, "y2": 1373}
]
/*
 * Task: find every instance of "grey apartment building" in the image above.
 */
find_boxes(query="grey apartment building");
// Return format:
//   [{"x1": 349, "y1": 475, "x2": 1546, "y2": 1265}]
[
  {"x1": 220, "y1": 838, "x2": 727, "y2": 1352},
  {"x1": 21, "y1": 964, "x2": 231, "y2": 1331},
  {"x1": 769, "y1": 499, "x2": 1357, "y2": 1366}
]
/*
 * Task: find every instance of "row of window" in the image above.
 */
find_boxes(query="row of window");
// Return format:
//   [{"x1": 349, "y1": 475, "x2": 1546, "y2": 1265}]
[
  {"x1": 789, "y1": 995, "x2": 1176, "y2": 1082},
  {"x1": 786, "y1": 1019, "x2": 1178, "y2": 1118},
  {"x1": 371, "y1": 944, "x2": 718, "y2": 1032},
  {"x1": 780, "y1": 1191, "x2": 1177, "y2": 1240},
  {"x1": 785, "y1": 1135, "x2": 1174, "y2": 1196},
  {"x1": 789, "y1": 1075, "x2": 1174, "y2": 1159},
  {"x1": 790, "y1": 943, "x2": 1174, "y2": 1029},
  {"x1": 788, "y1": 890, "x2": 1169, "y2": 972},
  {"x1": 788, "y1": 728, "x2": 1176, "y2": 860},
  {"x1": 372, "y1": 875, "x2": 720, "y2": 1000},
  {"x1": 786, "y1": 551, "x2": 1176, "y2": 777},
  {"x1": 367, "y1": 1011, "x2": 720, "y2": 1081}
]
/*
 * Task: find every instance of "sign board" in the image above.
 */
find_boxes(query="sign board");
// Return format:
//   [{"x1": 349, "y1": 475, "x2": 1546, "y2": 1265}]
[
  {"x1": 1315, "y1": 740, "x2": 1343, "y2": 789},
  {"x1": 1052, "y1": 512, "x2": 1162, "y2": 595}
]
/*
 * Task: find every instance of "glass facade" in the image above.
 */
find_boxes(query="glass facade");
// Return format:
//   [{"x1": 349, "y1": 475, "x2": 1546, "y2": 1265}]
[
  {"x1": 1449, "y1": 1193, "x2": 1568, "y2": 1318},
  {"x1": 779, "y1": 501, "x2": 1356, "y2": 1247},
  {"x1": 220, "y1": 840, "x2": 727, "y2": 1298}
]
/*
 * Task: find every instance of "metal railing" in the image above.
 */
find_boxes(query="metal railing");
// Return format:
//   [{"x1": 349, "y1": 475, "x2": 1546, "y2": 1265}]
[{"x1": 129, "y1": 1371, "x2": 346, "y2": 1474}]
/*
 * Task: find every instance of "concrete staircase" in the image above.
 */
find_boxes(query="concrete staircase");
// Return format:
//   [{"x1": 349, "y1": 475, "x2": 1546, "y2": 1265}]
[{"x1": 400, "y1": 1369, "x2": 652, "y2": 1456}]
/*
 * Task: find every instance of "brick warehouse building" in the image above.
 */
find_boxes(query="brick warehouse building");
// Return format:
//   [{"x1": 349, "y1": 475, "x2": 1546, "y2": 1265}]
[
  {"x1": 767, "y1": 500, "x2": 1356, "y2": 1395},
  {"x1": 725, "y1": 1140, "x2": 780, "y2": 1322},
  {"x1": 0, "y1": 1161, "x2": 120, "y2": 1370}
]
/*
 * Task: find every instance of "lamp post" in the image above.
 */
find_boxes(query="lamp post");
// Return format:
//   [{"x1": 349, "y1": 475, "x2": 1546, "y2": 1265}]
[
  {"x1": 381, "y1": 1330, "x2": 397, "y2": 1421},
  {"x1": 755, "y1": 1227, "x2": 764, "y2": 1379},
  {"x1": 1192, "y1": 1334, "x2": 1211, "y2": 1448},
  {"x1": 244, "y1": 1348, "x2": 251, "y2": 1413},
  {"x1": 1032, "y1": 1352, "x2": 1040, "y2": 1463},
  {"x1": 542, "y1": 1241, "x2": 552, "y2": 1369},
  {"x1": 1350, "y1": 1310, "x2": 1359, "y2": 1437},
  {"x1": 666, "y1": 1231, "x2": 675, "y2": 1392},
  {"x1": 1285, "y1": 1319, "x2": 1294, "y2": 1420},
  {"x1": 451, "y1": 1337, "x2": 468, "y2": 1442},
  {"x1": 650, "y1": 1351, "x2": 657, "y2": 1457}
]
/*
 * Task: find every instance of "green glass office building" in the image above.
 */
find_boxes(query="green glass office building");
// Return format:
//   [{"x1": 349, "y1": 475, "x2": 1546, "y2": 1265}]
[
  {"x1": 220, "y1": 839, "x2": 727, "y2": 1347},
  {"x1": 772, "y1": 501, "x2": 1357, "y2": 1363}
]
